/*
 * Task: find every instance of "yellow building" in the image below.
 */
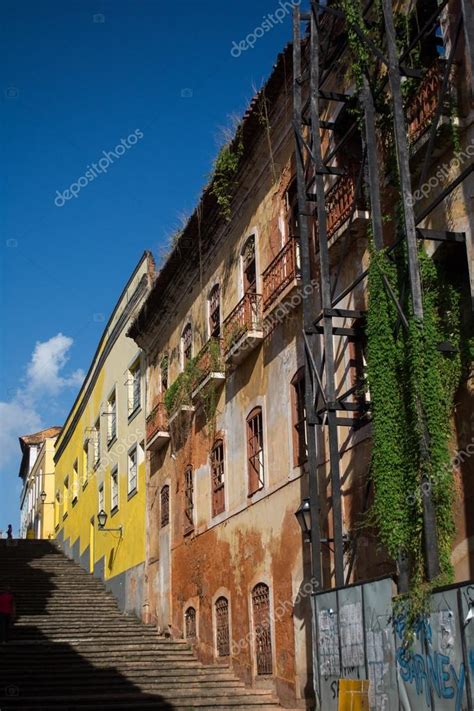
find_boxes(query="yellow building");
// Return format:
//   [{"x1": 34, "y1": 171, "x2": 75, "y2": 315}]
[
  {"x1": 19, "y1": 427, "x2": 62, "y2": 539},
  {"x1": 53, "y1": 251, "x2": 155, "y2": 617}
]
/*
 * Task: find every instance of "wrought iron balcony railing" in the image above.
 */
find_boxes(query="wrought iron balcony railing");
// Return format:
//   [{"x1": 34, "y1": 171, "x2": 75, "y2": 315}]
[
  {"x1": 146, "y1": 402, "x2": 169, "y2": 444},
  {"x1": 223, "y1": 292, "x2": 263, "y2": 359},
  {"x1": 407, "y1": 60, "x2": 446, "y2": 145},
  {"x1": 262, "y1": 238, "x2": 301, "y2": 311},
  {"x1": 325, "y1": 171, "x2": 366, "y2": 240},
  {"x1": 192, "y1": 337, "x2": 225, "y2": 396}
]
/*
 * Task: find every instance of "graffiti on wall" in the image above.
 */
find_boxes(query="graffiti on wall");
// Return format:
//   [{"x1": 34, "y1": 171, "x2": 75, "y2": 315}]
[{"x1": 313, "y1": 579, "x2": 474, "y2": 711}]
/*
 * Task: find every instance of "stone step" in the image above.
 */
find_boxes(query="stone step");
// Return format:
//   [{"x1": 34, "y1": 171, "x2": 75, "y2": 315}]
[{"x1": 0, "y1": 692, "x2": 281, "y2": 707}]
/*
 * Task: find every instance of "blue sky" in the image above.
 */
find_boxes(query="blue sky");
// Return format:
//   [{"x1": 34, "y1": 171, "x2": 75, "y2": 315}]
[{"x1": 0, "y1": 0, "x2": 296, "y2": 531}]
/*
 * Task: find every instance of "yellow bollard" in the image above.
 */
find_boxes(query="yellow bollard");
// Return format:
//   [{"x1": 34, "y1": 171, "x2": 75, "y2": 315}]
[{"x1": 338, "y1": 679, "x2": 370, "y2": 711}]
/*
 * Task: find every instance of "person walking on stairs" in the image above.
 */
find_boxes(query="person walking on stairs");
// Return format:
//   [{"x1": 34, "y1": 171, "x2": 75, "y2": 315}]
[{"x1": 0, "y1": 585, "x2": 15, "y2": 643}]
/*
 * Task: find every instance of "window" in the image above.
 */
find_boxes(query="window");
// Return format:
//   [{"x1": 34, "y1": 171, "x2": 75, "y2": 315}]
[
  {"x1": 160, "y1": 485, "x2": 170, "y2": 527},
  {"x1": 291, "y1": 368, "x2": 308, "y2": 466},
  {"x1": 111, "y1": 467, "x2": 119, "y2": 511},
  {"x1": 182, "y1": 323, "x2": 192, "y2": 366},
  {"x1": 348, "y1": 319, "x2": 367, "y2": 413},
  {"x1": 247, "y1": 407, "x2": 264, "y2": 495},
  {"x1": 242, "y1": 236, "x2": 256, "y2": 293},
  {"x1": 215, "y1": 596, "x2": 230, "y2": 657},
  {"x1": 185, "y1": 606, "x2": 197, "y2": 639},
  {"x1": 184, "y1": 466, "x2": 194, "y2": 532},
  {"x1": 128, "y1": 446, "x2": 138, "y2": 495},
  {"x1": 82, "y1": 440, "x2": 89, "y2": 485},
  {"x1": 93, "y1": 418, "x2": 100, "y2": 469},
  {"x1": 285, "y1": 179, "x2": 299, "y2": 239},
  {"x1": 128, "y1": 357, "x2": 141, "y2": 416},
  {"x1": 107, "y1": 390, "x2": 117, "y2": 444},
  {"x1": 63, "y1": 476, "x2": 69, "y2": 518},
  {"x1": 98, "y1": 483, "x2": 104, "y2": 513},
  {"x1": 72, "y1": 460, "x2": 79, "y2": 503},
  {"x1": 208, "y1": 284, "x2": 221, "y2": 338},
  {"x1": 211, "y1": 439, "x2": 225, "y2": 516},
  {"x1": 160, "y1": 354, "x2": 169, "y2": 393},
  {"x1": 252, "y1": 583, "x2": 273, "y2": 675}
]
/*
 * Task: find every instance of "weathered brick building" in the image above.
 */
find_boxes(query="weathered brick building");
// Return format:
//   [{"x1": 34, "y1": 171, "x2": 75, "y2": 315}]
[{"x1": 129, "y1": 0, "x2": 473, "y2": 706}]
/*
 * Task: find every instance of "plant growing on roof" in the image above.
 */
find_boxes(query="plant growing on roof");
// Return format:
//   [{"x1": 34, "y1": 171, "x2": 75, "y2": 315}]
[{"x1": 211, "y1": 129, "x2": 244, "y2": 222}]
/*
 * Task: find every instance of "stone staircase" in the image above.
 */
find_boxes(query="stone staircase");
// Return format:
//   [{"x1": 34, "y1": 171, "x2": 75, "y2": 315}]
[{"x1": 0, "y1": 540, "x2": 283, "y2": 710}]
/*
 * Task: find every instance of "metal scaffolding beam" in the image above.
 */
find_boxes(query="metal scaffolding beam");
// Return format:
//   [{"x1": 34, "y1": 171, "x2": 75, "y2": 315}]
[{"x1": 293, "y1": 0, "x2": 471, "y2": 594}]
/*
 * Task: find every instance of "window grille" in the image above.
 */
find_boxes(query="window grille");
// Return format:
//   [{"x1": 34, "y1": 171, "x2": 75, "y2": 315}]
[
  {"x1": 160, "y1": 485, "x2": 170, "y2": 527},
  {"x1": 209, "y1": 285, "x2": 221, "y2": 338},
  {"x1": 184, "y1": 466, "x2": 194, "y2": 531},
  {"x1": 252, "y1": 583, "x2": 273, "y2": 675},
  {"x1": 215, "y1": 596, "x2": 230, "y2": 657}
]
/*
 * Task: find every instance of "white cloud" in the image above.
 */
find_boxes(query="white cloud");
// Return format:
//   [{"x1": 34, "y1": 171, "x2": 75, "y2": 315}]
[
  {"x1": 0, "y1": 333, "x2": 84, "y2": 468},
  {"x1": 26, "y1": 333, "x2": 84, "y2": 395}
]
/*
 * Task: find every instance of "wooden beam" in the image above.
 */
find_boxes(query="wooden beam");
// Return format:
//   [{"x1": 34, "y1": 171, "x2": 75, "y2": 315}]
[
  {"x1": 293, "y1": 7, "x2": 323, "y2": 590},
  {"x1": 309, "y1": 4, "x2": 345, "y2": 587}
]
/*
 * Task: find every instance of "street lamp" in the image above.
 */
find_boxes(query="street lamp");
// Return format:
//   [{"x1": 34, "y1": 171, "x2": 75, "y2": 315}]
[
  {"x1": 97, "y1": 509, "x2": 123, "y2": 535},
  {"x1": 40, "y1": 490, "x2": 47, "y2": 504},
  {"x1": 295, "y1": 498, "x2": 312, "y2": 540}
]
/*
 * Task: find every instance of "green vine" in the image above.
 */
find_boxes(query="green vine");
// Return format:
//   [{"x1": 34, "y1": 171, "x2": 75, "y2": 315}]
[
  {"x1": 164, "y1": 339, "x2": 223, "y2": 437},
  {"x1": 211, "y1": 131, "x2": 244, "y2": 221},
  {"x1": 366, "y1": 242, "x2": 464, "y2": 637}
]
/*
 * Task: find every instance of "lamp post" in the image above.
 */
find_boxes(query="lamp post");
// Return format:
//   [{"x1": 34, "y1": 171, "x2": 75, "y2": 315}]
[
  {"x1": 295, "y1": 498, "x2": 312, "y2": 541},
  {"x1": 97, "y1": 509, "x2": 123, "y2": 535}
]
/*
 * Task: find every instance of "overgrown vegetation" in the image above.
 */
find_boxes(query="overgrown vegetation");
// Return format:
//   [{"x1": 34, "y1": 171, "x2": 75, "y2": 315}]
[
  {"x1": 210, "y1": 130, "x2": 244, "y2": 221},
  {"x1": 366, "y1": 242, "x2": 465, "y2": 637},
  {"x1": 164, "y1": 339, "x2": 223, "y2": 436}
]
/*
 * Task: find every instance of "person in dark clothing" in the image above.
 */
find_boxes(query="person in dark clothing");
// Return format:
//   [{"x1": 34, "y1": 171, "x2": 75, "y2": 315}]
[
  {"x1": 6, "y1": 525, "x2": 13, "y2": 540},
  {"x1": 0, "y1": 586, "x2": 15, "y2": 643}
]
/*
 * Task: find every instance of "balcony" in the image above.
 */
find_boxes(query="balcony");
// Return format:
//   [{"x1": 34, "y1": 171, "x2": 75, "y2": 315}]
[
  {"x1": 223, "y1": 292, "x2": 263, "y2": 365},
  {"x1": 324, "y1": 171, "x2": 368, "y2": 241},
  {"x1": 146, "y1": 402, "x2": 170, "y2": 451},
  {"x1": 262, "y1": 238, "x2": 301, "y2": 313},
  {"x1": 407, "y1": 60, "x2": 448, "y2": 146},
  {"x1": 192, "y1": 337, "x2": 226, "y2": 400}
]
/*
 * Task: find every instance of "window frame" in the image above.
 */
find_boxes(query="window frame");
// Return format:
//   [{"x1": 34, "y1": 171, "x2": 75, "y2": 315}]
[
  {"x1": 82, "y1": 439, "x2": 89, "y2": 488},
  {"x1": 98, "y1": 482, "x2": 104, "y2": 513},
  {"x1": 127, "y1": 357, "x2": 142, "y2": 419},
  {"x1": 184, "y1": 606, "x2": 197, "y2": 640},
  {"x1": 181, "y1": 322, "x2": 193, "y2": 368},
  {"x1": 208, "y1": 284, "x2": 221, "y2": 339},
  {"x1": 107, "y1": 388, "x2": 117, "y2": 446},
  {"x1": 184, "y1": 465, "x2": 194, "y2": 533},
  {"x1": 111, "y1": 466, "x2": 119, "y2": 513},
  {"x1": 246, "y1": 407, "x2": 265, "y2": 496},
  {"x1": 160, "y1": 354, "x2": 169, "y2": 394},
  {"x1": 127, "y1": 445, "x2": 138, "y2": 497},
  {"x1": 291, "y1": 367, "x2": 308, "y2": 467},
  {"x1": 93, "y1": 417, "x2": 101, "y2": 470},
  {"x1": 241, "y1": 235, "x2": 257, "y2": 295},
  {"x1": 211, "y1": 439, "x2": 225, "y2": 517},
  {"x1": 72, "y1": 459, "x2": 79, "y2": 504}
]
